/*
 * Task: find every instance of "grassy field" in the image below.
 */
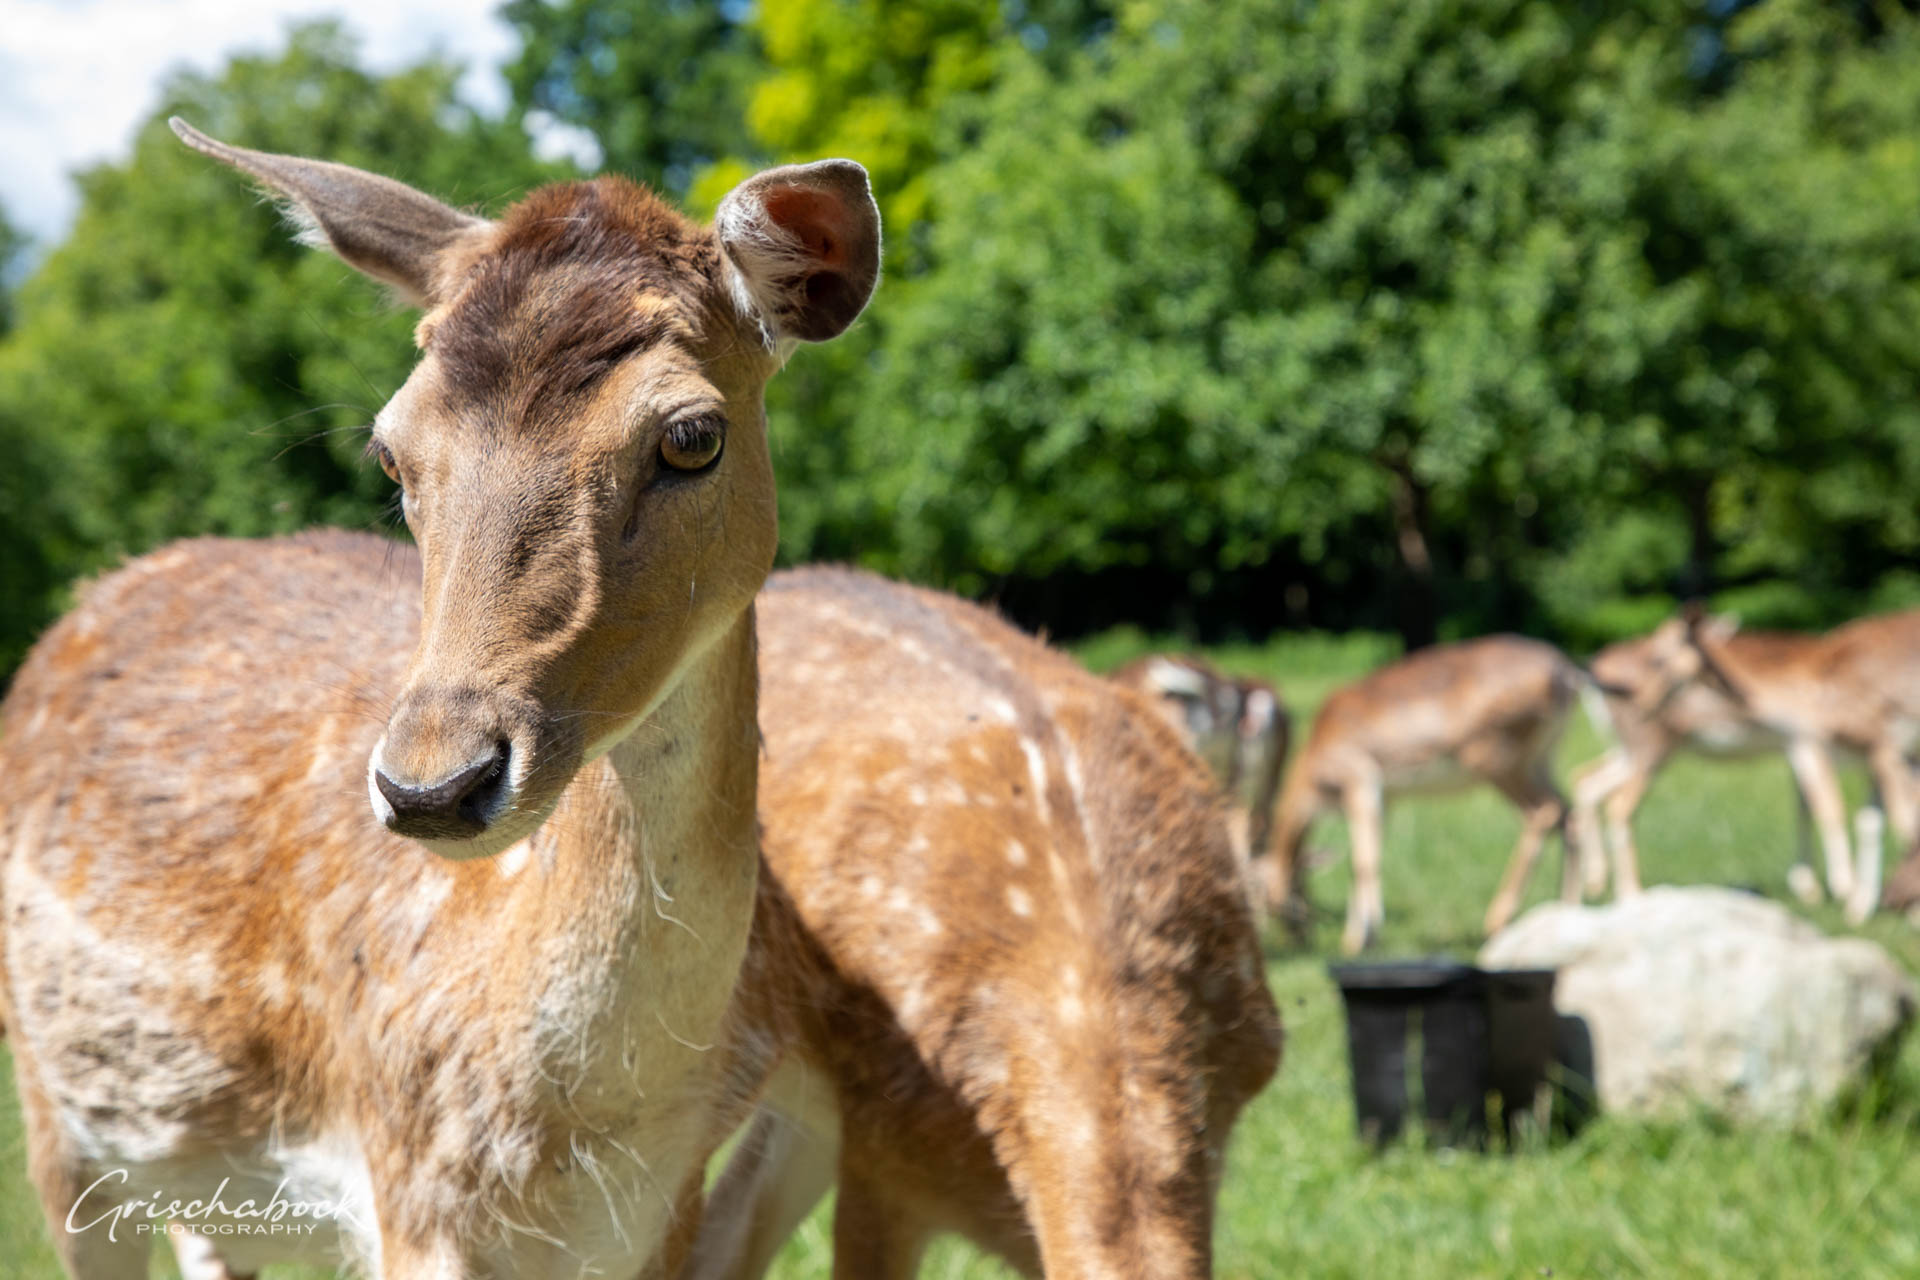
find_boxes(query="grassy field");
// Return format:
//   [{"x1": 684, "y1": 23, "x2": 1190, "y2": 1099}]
[{"x1": 2, "y1": 630, "x2": 1917, "y2": 1276}]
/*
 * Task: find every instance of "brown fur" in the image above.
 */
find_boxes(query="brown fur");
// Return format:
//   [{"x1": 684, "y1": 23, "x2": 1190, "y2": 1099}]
[
  {"x1": 1268, "y1": 636, "x2": 1583, "y2": 952},
  {"x1": 690, "y1": 571, "x2": 1281, "y2": 1279},
  {"x1": 0, "y1": 127, "x2": 1277, "y2": 1280},
  {"x1": 0, "y1": 129, "x2": 875, "y2": 1278},
  {"x1": 1578, "y1": 609, "x2": 1920, "y2": 922},
  {"x1": 1108, "y1": 654, "x2": 1292, "y2": 871}
]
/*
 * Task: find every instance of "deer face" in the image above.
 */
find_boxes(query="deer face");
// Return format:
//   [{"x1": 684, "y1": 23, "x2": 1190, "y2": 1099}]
[
  {"x1": 175, "y1": 122, "x2": 879, "y2": 857},
  {"x1": 1611, "y1": 608, "x2": 1744, "y2": 719}
]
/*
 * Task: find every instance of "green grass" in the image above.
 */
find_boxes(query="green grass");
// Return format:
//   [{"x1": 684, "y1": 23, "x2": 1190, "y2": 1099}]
[{"x1": 4, "y1": 630, "x2": 1918, "y2": 1276}]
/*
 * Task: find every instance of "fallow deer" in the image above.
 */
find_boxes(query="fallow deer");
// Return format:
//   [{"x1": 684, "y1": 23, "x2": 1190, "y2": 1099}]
[
  {"x1": 0, "y1": 121, "x2": 881, "y2": 1278},
  {"x1": 1623, "y1": 606, "x2": 1920, "y2": 924},
  {"x1": 1570, "y1": 611, "x2": 1873, "y2": 915},
  {"x1": 1266, "y1": 635, "x2": 1589, "y2": 953},
  {"x1": 687, "y1": 571, "x2": 1283, "y2": 1279},
  {"x1": 1109, "y1": 653, "x2": 1292, "y2": 864}
]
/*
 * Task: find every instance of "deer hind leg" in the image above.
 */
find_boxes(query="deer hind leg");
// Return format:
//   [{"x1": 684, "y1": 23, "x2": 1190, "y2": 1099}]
[
  {"x1": 1341, "y1": 778, "x2": 1385, "y2": 955},
  {"x1": 1786, "y1": 737, "x2": 1853, "y2": 904},
  {"x1": 684, "y1": 1105, "x2": 841, "y2": 1280},
  {"x1": 1483, "y1": 768, "x2": 1569, "y2": 937}
]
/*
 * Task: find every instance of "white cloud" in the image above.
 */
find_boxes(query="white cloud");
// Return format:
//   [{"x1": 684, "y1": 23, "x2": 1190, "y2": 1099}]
[{"x1": 0, "y1": 0, "x2": 520, "y2": 248}]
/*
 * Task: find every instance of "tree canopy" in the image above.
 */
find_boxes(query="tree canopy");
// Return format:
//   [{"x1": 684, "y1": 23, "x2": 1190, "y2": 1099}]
[
  {"x1": 3, "y1": 0, "x2": 1919, "y2": 676},
  {"x1": 0, "y1": 22, "x2": 570, "y2": 672}
]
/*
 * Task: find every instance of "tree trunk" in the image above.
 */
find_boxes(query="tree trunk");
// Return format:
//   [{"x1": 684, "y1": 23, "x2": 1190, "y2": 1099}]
[{"x1": 1386, "y1": 460, "x2": 1438, "y2": 650}]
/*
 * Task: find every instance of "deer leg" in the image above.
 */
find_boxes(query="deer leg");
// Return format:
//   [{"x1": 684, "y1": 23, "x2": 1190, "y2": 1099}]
[
  {"x1": 1846, "y1": 803, "x2": 1886, "y2": 927},
  {"x1": 1340, "y1": 779, "x2": 1385, "y2": 955},
  {"x1": 35, "y1": 1164, "x2": 151, "y2": 1280},
  {"x1": 832, "y1": 1161, "x2": 929, "y2": 1280},
  {"x1": 16, "y1": 1073, "x2": 150, "y2": 1280},
  {"x1": 1570, "y1": 750, "x2": 1633, "y2": 899},
  {"x1": 1848, "y1": 747, "x2": 1915, "y2": 925},
  {"x1": 1484, "y1": 770, "x2": 1568, "y2": 937},
  {"x1": 1599, "y1": 763, "x2": 1656, "y2": 899},
  {"x1": 685, "y1": 1106, "x2": 841, "y2": 1280},
  {"x1": 1869, "y1": 742, "x2": 1920, "y2": 851},
  {"x1": 1786, "y1": 737, "x2": 1852, "y2": 904},
  {"x1": 171, "y1": 1228, "x2": 257, "y2": 1279}
]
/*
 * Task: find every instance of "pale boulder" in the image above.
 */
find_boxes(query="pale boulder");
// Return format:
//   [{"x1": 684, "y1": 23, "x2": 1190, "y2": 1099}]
[{"x1": 1480, "y1": 886, "x2": 1915, "y2": 1121}]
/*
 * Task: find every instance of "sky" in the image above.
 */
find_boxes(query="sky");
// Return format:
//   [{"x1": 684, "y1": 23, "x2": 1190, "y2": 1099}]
[{"x1": 1, "y1": 0, "x2": 533, "y2": 250}]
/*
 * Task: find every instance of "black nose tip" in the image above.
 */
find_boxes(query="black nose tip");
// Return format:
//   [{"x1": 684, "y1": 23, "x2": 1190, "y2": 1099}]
[{"x1": 375, "y1": 740, "x2": 511, "y2": 839}]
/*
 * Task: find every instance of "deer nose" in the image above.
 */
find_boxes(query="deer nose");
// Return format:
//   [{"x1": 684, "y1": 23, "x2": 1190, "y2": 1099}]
[{"x1": 372, "y1": 741, "x2": 511, "y2": 839}]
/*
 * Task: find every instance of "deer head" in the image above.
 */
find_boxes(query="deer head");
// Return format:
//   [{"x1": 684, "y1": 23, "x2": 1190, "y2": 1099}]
[{"x1": 173, "y1": 119, "x2": 879, "y2": 858}]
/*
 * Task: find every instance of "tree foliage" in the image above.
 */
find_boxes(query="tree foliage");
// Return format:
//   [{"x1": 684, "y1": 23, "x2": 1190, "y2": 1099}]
[
  {"x1": 5, "y1": 2, "x2": 1920, "y2": 677},
  {"x1": 0, "y1": 22, "x2": 568, "y2": 673},
  {"x1": 711, "y1": 0, "x2": 1920, "y2": 646}
]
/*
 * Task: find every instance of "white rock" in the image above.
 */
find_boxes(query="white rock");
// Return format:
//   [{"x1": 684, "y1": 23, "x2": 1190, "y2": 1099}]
[{"x1": 1480, "y1": 886, "x2": 1915, "y2": 1121}]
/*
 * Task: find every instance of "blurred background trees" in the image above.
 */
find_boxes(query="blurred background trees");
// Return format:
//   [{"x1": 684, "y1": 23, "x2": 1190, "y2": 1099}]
[{"x1": 4, "y1": 0, "x2": 1919, "y2": 677}]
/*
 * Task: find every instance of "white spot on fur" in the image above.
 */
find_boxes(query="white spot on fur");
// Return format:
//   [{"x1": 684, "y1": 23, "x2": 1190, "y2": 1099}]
[
  {"x1": 1006, "y1": 839, "x2": 1029, "y2": 867},
  {"x1": 1008, "y1": 887, "x2": 1033, "y2": 917},
  {"x1": 886, "y1": 887, "x2": 942, "y2": 936}
]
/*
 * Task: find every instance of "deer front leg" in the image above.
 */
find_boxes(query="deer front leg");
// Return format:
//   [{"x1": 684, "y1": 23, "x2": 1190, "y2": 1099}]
[
  {"x1": 1341, "y1": 779, "x2": 1385, "y2": 955},
  {"x1": 1846, "y1": 745, "x2": 1916, "y2": 925},
  {"x1": 684, "y1": 1104, "x2": 840, "y2": 1280},
  {"x1": 1869, "y1": 741, "x2": 1919, "y2": 852},
  {"x1": 172, "y1": 1228, "x2": 258, "y2": 1279},
  {"x1": 16, "y1": 1071, "x2": 150, "y2": 1280},
  {"x1": 1786, "y1": 737, "x2": 1852, "y2": 904},
  {"x1": 832, "y1": 1161, "x2": 929, "y2": 1280},
  {"x1": 1570, "y1": 749, "x2": 1634, "y2": 899},
  {"x1": 1846, "y1": 803, "x2": 1887, "y2": 927},
  {"x1": 1599, "y1": 764, "x2": 1656, "y2": 900}
]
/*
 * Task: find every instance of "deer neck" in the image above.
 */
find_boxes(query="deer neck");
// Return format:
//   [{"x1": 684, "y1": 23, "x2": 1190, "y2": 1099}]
[{"x1": 505, "y1": 606, "x2": 763, "y2": 1108}]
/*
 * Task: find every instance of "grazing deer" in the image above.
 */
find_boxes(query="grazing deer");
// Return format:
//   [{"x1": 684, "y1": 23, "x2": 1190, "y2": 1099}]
[
  {"x1": 686, "y1": 571, "x2": 1283, "y2": 1279},
  {"x1": 1615, "y1": 606, "x2": 1920, "y2": 925},
  {"x1": 1570, "y1": 610, "x2": 1863, "y2": 912},
  {"x1": 0, "y1": 121, "x2": 881, "y2": 1277},
  {"x1": 1109, "y1": 654, "x2": 1292, "y2": 864},
  {"x1": 1266, "y1": 636, "x2": 1589, "y2": 954}
]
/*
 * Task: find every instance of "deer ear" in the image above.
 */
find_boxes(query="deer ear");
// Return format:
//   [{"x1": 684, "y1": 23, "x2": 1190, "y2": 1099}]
[
  {"x1": 716, "y1": 159, "x2": 881, "y2": 345},
  {"x1": 1703, "y1": 613, "x2": 1742, "y2": 644},
  {"x1": 171, "y1": 117, "x2": 490, "y2": 306}
]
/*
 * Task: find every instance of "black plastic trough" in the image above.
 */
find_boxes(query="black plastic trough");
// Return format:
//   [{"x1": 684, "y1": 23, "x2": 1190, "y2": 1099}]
[{"x1": 1329, "y1": 961, "x2": 1559, "y2": 1148}]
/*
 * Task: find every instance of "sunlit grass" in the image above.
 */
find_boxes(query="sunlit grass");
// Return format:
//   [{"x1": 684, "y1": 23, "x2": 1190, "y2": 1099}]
[{"x1": 2, "y1": 631, "x2": 1915, "y2": 1276}]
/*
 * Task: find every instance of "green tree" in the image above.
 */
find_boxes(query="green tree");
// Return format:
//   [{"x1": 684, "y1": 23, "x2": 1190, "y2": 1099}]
[
  {"x1": 501, "y1": 0, "x2": 762, "y2": 199},
  {"x1": 776, "y1": 0, "x2": 1920, "y2": 647},
  {"x1": 0, "y1": 21, "x2": 569, "y2": 673},
  {"x1": 0, "y1": 203, "x2": 26, "y2": 336}
]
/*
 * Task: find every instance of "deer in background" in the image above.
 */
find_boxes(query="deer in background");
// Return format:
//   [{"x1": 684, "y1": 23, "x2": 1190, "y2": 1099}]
[
  {"x1": 1571, "y1": 610, "x2": 1866, "y2": 916},
  {"x1": 1265, "y1": 636, "x2": 1592, "y2": 954},
  {"x1": 0, "y1": 121, "x2": 881, "y2": 1278},
  {"x1": 688, "y1": 572, "x2": 1282, "y2": 1279},
  {"x1": 1110, "y1": 653, "x2": 1292, "y2": 866},
  {"x1": 1582, "y1": 607, "x2": 1920, "y2": 925}
]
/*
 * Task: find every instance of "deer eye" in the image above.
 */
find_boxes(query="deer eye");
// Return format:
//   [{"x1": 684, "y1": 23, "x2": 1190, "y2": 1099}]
[
  {"x1": 660, "y1": 413, "x2": 726, "y2": 474},
  {"x1": 368, "y1": 439, "x2": 402, "y2": 486}
]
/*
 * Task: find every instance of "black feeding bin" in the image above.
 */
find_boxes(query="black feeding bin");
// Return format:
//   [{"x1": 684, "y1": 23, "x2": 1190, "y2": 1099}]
[{"x1": 1330, "y1": 961, "x2": 1558, "y2": 1148}]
